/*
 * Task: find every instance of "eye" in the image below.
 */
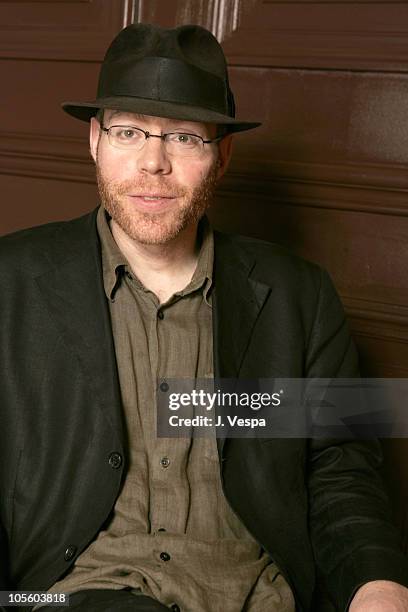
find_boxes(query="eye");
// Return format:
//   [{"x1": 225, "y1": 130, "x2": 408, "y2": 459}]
[
  {"x1": 120, "y1": 128, "x2": 137, "y2": 139},
  {"x1": 113, "y1": 126, "x2": 144, "y2": 142},
  {"x1": 176, "y1": 133, "x2": 191, "y2": 144},
  {"x1": 169, "y1": 133, "x2": 201, "y2": 147},
  {"x1": 123, "y1": 129, "x2": 135, "y2": 138}
]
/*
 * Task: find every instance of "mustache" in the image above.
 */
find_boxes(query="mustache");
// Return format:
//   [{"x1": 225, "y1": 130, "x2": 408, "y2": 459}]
[{"x1": 105, "y1": 177, "x2": 188, "y2": 198}]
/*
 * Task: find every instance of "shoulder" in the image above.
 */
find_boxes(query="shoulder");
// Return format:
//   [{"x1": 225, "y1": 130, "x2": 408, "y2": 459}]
[
  {"x1": 214, "y1": 230, "x2": 329, "y2": 296},
  {"x1": 0, "y1": 210, "x2": 98, "y2": 277}
]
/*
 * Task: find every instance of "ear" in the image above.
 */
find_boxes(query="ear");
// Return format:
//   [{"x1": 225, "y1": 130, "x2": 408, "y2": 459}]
[
  {"x1": 216, "y1": 134, "x2": 233, "y2": 179},
  {"x1": 89, "y1": 117, "x2": 100, "y2": 163}
]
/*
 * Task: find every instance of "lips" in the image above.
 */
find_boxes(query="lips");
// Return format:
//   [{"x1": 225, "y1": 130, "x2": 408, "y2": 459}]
[
  {"x1": 125, "y1": 193, "x2": 180, "y2": 213},
  {"x1": 130, "y1": 194, "x2": 174, "y2": 200}
]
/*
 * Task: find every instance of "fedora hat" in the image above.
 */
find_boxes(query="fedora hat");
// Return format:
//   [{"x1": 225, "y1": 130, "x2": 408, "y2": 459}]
[{"x1": 62, "y1": 23, "x2": 260, "y2": 134}]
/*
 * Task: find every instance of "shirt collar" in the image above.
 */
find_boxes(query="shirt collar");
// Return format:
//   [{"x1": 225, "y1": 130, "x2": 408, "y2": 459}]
[
  {"x1": 97, "y1": 206, "x2": 128, "y2": 301},
  {"x1": 176, "y1": 216, "x2": 214, "y2": 306}
]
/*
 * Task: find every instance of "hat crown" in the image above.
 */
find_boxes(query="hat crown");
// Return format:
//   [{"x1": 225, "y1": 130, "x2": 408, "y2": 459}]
[
  {"x1": 61, "y1": 22, "x2": 259, "y2": 133},
  {"x1": 104, "y1": 24, "x2": 228, "y2": 81},
  {"x1": 97, "y1": 23, "x2": 234, "y2": 118}
]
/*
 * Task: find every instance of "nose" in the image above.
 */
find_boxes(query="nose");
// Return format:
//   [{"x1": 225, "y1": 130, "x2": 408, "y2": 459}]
[{"x1": 136, "y1": 135, "x2": 171, "y2": 175}]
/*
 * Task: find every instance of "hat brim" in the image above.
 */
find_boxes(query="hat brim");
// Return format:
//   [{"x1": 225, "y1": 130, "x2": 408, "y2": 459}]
[{"x1": 62, "y1": 96, "x2": 261, "y2": 134}]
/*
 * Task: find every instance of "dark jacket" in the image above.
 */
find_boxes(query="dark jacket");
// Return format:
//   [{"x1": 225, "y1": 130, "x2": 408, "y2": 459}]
[{"x1": 0, "y1": 208, "x2": 407, "y2": 611}]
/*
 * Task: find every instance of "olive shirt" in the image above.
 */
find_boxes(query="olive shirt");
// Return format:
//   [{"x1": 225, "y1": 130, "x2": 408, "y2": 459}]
[{"x1": 49, "y1": 207, "x2": 295, "y2": 612}]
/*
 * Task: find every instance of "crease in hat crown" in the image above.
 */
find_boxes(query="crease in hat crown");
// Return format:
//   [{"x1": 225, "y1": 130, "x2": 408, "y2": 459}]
[{"x1": 62, "y1": 23, "x2": 260, "y2": 134}]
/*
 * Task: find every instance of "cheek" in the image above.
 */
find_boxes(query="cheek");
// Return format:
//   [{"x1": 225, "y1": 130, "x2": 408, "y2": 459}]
[
  {"x1": 97, "y1": 149, "x2": 132, "y2": 183},
  {"x1": 174, "y1": 157, "x2": 217, "y2": 188}
]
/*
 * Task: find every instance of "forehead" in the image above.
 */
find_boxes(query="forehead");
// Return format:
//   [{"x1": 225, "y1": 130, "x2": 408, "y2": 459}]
[{"x1": 103, "y1": 109, "x2": 215, "y2": 135}]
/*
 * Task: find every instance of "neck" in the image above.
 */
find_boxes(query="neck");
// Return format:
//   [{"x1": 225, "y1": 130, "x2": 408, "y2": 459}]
[{"x1": 110, "y1": 220, "x2": 201, "y2": 303}]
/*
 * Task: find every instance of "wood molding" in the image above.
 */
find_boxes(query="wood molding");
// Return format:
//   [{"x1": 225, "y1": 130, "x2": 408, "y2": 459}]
[
  {"x1": 0, "y1": 0, "x2": 131, "y2": 61},
  {"x1": 225, "y1": 31, "x2": 408, "y2": 72},
  {"x1": 3, "y1": 1, "x2": 91, "y2": 3},
  {"x1": 220, "y1": 172, "x2": 408, "y2": 218},
  {"x1": 264, "y1": 1, "x2": 407, "y2": 3},
  {"x1": 1, "y1": 131, "x2": 408, "y2": 211},
  {"x1": 0, "y1": 132, "x2": 94, "y2": 183},
  {"x1": 344, "y1": 296, "x2": 408, "y2": 327},
  {"x1": 220, "y1": 1, "x2": 408, "y2": 72}
]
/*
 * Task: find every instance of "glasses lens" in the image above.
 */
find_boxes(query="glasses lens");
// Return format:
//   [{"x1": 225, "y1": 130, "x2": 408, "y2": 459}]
[
  {"x1": 108, "y1": 126, "x2": 145, "y2": 150},
  {"x1": 165, "y1": 133, "x2": 204, "y2": 157}
]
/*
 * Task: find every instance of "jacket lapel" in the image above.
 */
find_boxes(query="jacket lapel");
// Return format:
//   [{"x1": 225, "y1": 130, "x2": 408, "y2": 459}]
[
  {"x1": 35, "y1": 209, "x2": 125, "y2": 442},
  {"x1": 213, "y1": 232, "x2": 271, "y2": 456}
]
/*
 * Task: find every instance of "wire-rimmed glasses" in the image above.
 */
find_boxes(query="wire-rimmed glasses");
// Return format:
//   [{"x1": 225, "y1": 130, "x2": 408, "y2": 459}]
[{"x1": 100, "y1": 124, "x2": 222, "y2": 158}]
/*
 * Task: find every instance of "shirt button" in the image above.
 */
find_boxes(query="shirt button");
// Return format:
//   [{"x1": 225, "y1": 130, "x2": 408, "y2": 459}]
[
  {"x1": 64, "y1": 545, "x2": 77, "y2": 561},
  {"x1": 160, "y1": 457, "x2": 170, "y2": 468},
  {"x1": 157, "y1": 310, "x2": 164, "y2": 320},
  {"x1": 171, "y1": 605, "x2": 180, "y2": 612},
  {"x1": 160, "y1": 552, "x2": 171, "y2": 561},
  {"x1": 108, "y1": 452, "x2": 122, "y2": 469},
  {"x1": 160, "y1": 381, "x2": 169, "y2": 392}
]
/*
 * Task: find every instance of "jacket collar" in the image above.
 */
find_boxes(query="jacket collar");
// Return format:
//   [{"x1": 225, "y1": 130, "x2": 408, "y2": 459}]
[{"x1": 213, "y1": 231, "x2": 270, "y2": 379}]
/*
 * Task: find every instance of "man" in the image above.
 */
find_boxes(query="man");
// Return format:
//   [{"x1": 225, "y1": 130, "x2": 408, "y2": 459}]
[{"x1": 0, "y1": 22, "x2": 408, "y2": 612}]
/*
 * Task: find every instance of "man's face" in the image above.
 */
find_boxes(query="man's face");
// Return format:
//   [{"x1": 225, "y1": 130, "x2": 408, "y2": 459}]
[{"x1": 89, "y1": 110, "x2": 232, "y2": 245}]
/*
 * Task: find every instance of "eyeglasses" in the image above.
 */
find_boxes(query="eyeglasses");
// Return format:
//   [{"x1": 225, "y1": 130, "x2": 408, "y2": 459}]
[{"x1": 100, "y1": 124, "x2": 222, "y2": 158}]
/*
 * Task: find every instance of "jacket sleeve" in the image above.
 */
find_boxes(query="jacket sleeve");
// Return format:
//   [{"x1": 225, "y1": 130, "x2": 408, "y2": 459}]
[
  {"x1": 0, "y1": 519, "x2": 10, "y2": 610},
  {"x1": 305, "y1": 268, "x2": 408, "y2": 611}
]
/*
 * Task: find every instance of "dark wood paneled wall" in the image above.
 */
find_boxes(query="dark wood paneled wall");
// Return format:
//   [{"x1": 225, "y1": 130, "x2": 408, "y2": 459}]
[{"x1": 1, "y1": 0, "x2": 408, "y2": 541}]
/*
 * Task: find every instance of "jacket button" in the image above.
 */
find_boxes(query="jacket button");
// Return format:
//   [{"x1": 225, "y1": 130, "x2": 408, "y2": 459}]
[
  {"x1": 64, "y1": 545, "x2": 77, "y2": 561},
  {"x1": 108, "y1": 452, "x2": 122, "y2": 469},
  {"x1": 160, "y1": 551, "x2": 171, "y2": 561}
]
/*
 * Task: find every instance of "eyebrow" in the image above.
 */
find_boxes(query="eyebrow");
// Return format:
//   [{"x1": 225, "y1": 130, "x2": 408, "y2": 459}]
[{"x1": 106, "y1": 110, "x2": 137, "y2": 122}]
